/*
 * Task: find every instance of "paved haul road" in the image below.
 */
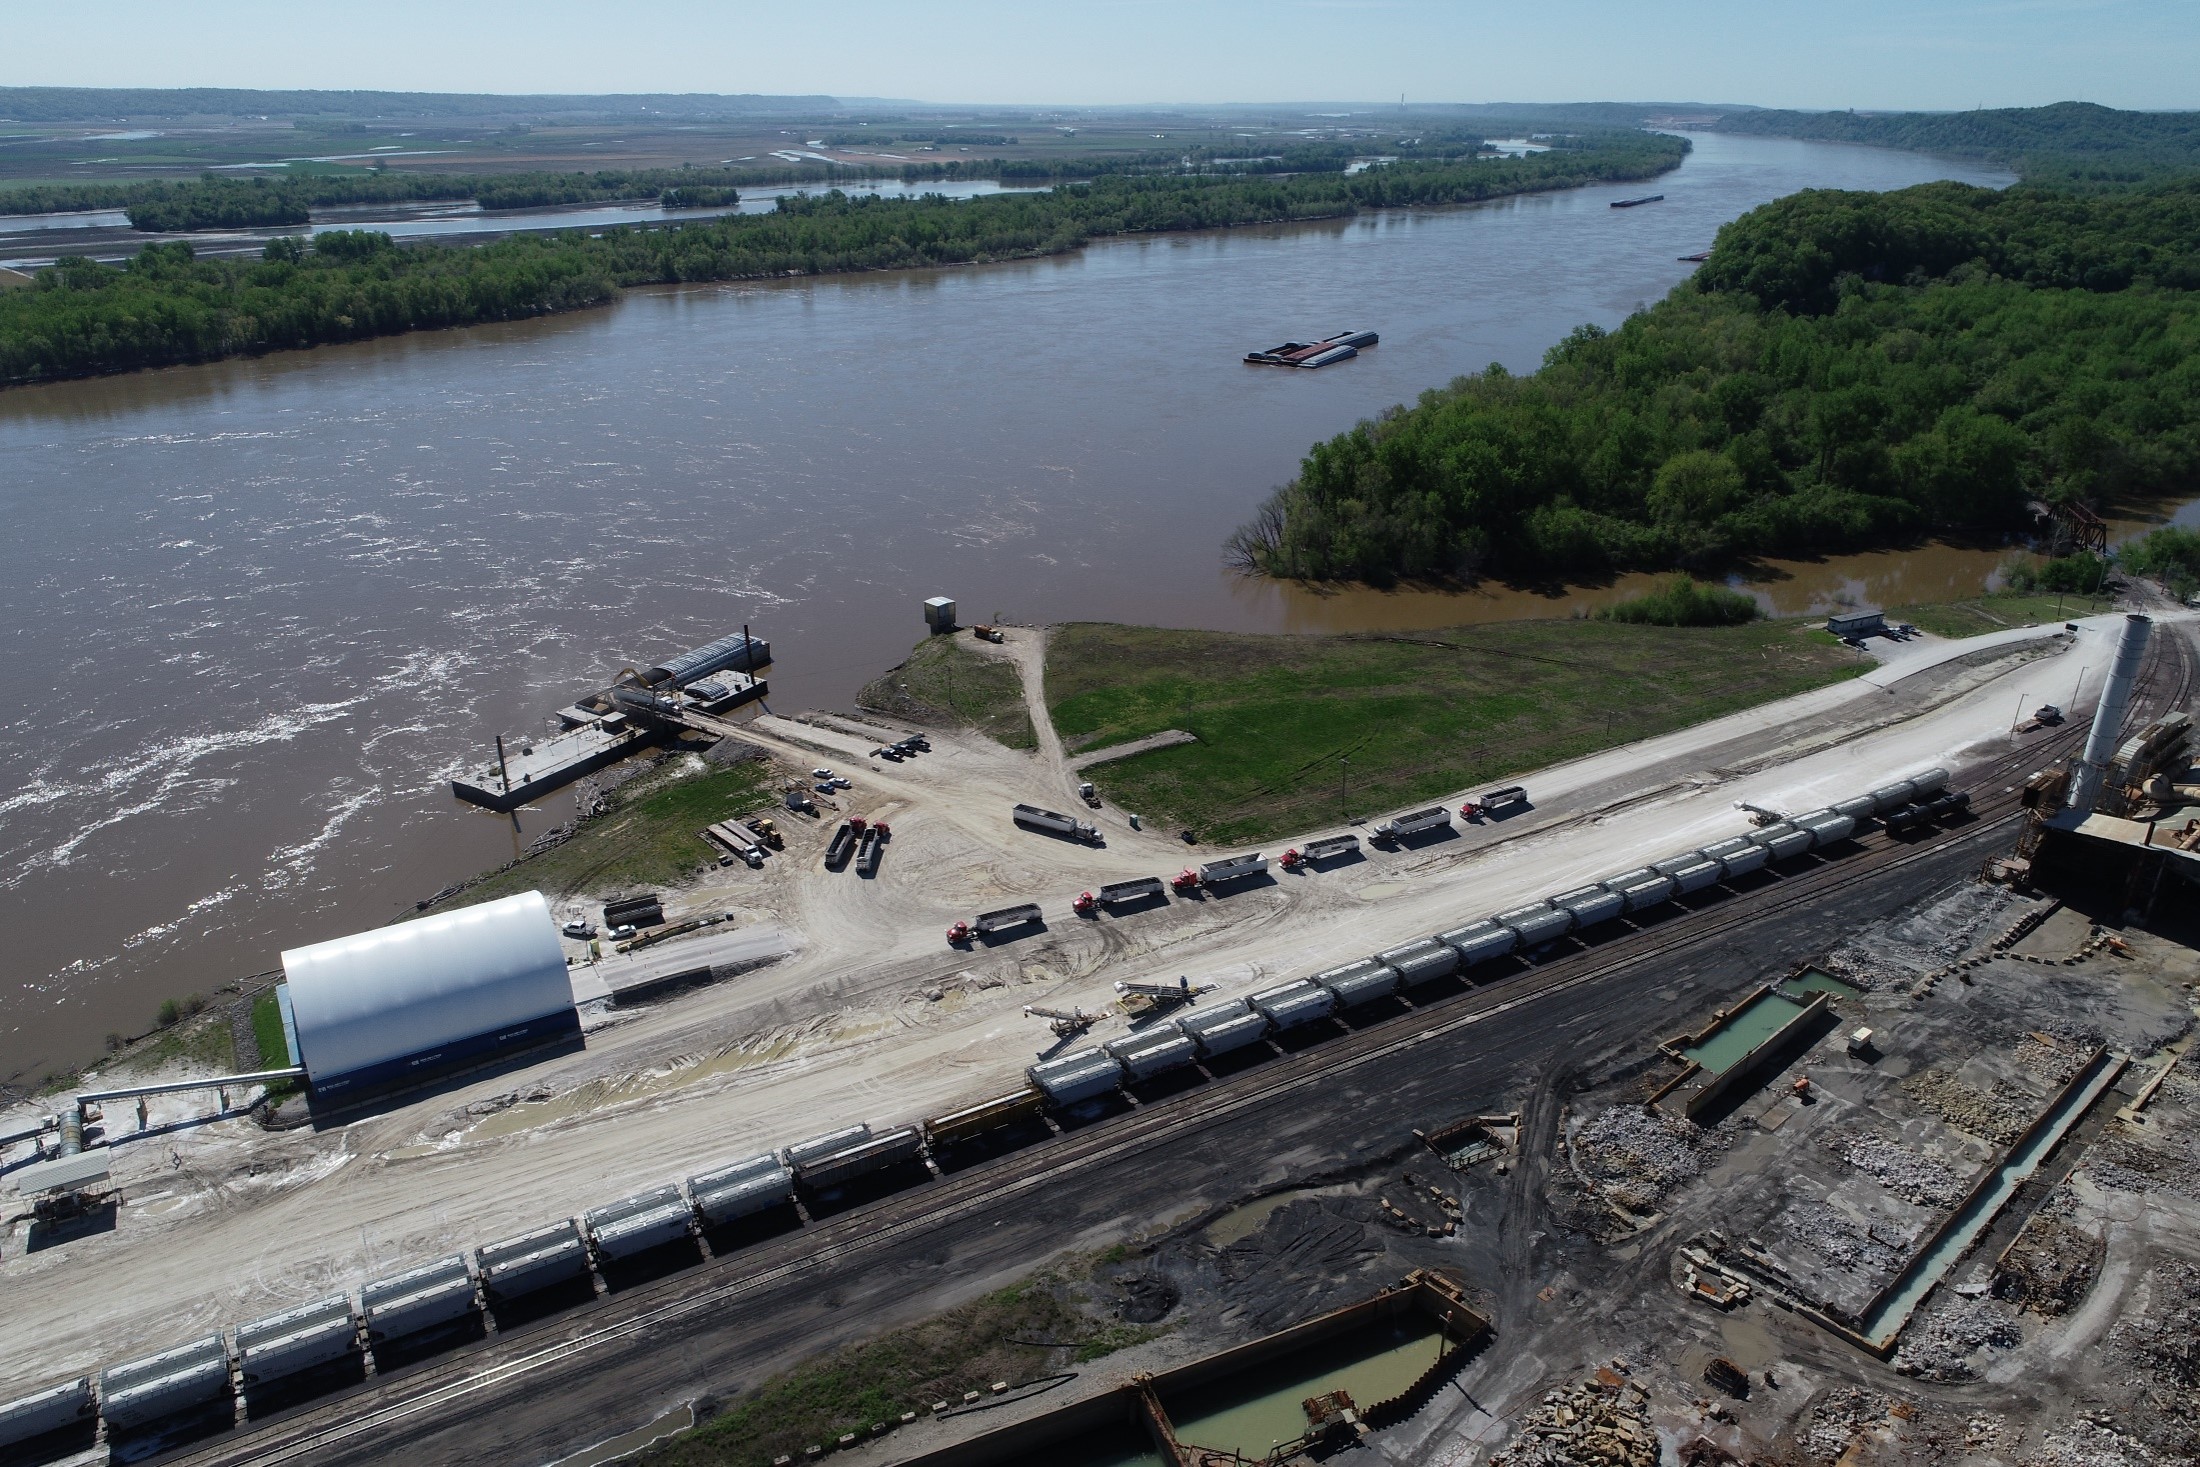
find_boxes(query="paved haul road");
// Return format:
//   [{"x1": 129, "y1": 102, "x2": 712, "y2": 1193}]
[{"x1": 163, "y1": 820, "x2": 2023, "y2": 1467}]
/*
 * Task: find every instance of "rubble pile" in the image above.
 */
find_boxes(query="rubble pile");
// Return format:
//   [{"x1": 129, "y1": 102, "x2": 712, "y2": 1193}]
[
  {"x1": 1568, "y1": 1106, "x2": 1720, "y2": 1214},
  {"x1": 2022, "y1": 1417, "x2": 2163, "y2": 1467},
  {"x1": 1829, "y1": 883, "x2": 2018, "y2": 983},
  {"x1": 2013, "y1": 1033, "x2": 2090, "y2": 1087},
  {"x1": 1992, "y1": 1203, "x2": 2104, "y2": 1316},
  {"x1": 2088, "y1": 1126, "x2": 2200, "y2": 1199},
  {"x1": 1802, "y1": 1387, "x2": 1913, "y2": 1464},
  {"x1": 1892, "y1": 1295, "x2": 2022, "y2": 1381},
  {"x1": 1902, "y1": 1067, "x2": 2029, "y2": 1145},
  {"x1": 2108, "y1": 1262, "x2": 2200, "y2": 1389},
  {"x1": 1486, "y1": 1368, "x2": 1659, "y2": 1467},
  {"x1": 1828, "y1": 1131, "x2": 1966, "y2": 1208},
  {"x1": 1778, "y1": 1201, "x2": 1907, "y2": 1277}
]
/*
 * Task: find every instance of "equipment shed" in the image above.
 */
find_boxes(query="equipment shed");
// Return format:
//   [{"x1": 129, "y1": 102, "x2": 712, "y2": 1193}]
[{"x1": 278, "y1": 891, "x2": 578, "y2": 1103}]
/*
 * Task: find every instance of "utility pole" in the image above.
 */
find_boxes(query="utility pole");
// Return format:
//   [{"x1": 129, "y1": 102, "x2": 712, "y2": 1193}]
[{"x1": 1339, "y1": 754, "x2": 1348, "y2": 816}]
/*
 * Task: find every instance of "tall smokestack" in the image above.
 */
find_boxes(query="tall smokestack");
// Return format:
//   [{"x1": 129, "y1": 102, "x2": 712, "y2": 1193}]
[{"x1": 2067, "y1": 613, "x2": 2152, "y2": 817}]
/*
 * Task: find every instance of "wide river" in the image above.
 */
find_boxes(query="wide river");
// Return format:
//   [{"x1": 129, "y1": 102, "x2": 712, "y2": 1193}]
[{"x1": 0, "y1": 133, "x2": 2039, "y2": 1078}]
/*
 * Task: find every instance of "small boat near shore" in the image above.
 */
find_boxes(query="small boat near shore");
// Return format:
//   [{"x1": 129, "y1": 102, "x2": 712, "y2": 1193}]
[
  {"x1": 1611, "y1": 194, "x2": 1665, "y2": 208},
  {"x1": 1245, "y1": 329, "x2": 1379, "y2": 368}
]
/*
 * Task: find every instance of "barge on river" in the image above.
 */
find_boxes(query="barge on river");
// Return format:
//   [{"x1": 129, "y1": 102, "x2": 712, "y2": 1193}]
[
  {"x1": 1610, "y1": 193, "x2": 1665, "y2": 208},
  {"x1": 1245, "y1": 329, "x2": 1378, "y2": 368},
  {"x1": 451, "y1": 630, "x2": 770, "y2": 813}
]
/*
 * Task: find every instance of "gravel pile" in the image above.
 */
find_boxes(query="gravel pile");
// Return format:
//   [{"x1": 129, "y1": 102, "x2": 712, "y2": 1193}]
[
  {"x1": 2089, "y1": 1127, "x2": 2200, "y2": 1199},
  {"x1": 1779, "y1": 1201, "x2": 1906, "y2": 1277},
  {"x1": 2022, "y1": 1418, "x2": 2163, "y2": 1467},
  {"x1": 1570, "y1": 1106, "x2": 1718, "y2": 1213},
  {"x1": 1993, "y1": 1206, "x2": 2103, "y2": 1316},
  {"x1": 1828, "y1": 1131, "x2": 1966, "y2": 1208},
  {"x1": 1903, "y1": 1067, "x2": 2029, "y2": 1145},
  {"x1": 1803, "y1": 1387, "x2": 1912, "y2": 1463},
  {"x1": 1892, "y1": 1295, "x2": 2021, "y2": 1380},
  {"x1": 2108, "y1": 1261, "x2": 2200, "y2": 1389},
  {"x1": 1828, "y1": 883, "x2": 2018, "y2": 983},
  {"x1": 2013, "y1": 1034, "x2": 2090, "y2": 1087},
  {"x1": 1487, "y1": 1372, "x2": 1658, "y2": 1467}
]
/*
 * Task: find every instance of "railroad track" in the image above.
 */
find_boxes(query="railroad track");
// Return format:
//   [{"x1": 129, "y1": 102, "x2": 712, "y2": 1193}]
[{"x1": 167, "y1": 626, "x2": 2193, "y2": 1466}]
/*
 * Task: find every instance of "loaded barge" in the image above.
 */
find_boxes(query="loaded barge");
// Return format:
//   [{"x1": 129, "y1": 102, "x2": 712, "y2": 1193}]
[
  {"x1": 1245, "y1": 329, "x2": 1378, "y2": 368},
  {"x1": 451, "y1": 630, "x2": 770, "y2": 812},
  {"x1": 1610, "y1": 193, "x2": 1664, "y2": 208}
]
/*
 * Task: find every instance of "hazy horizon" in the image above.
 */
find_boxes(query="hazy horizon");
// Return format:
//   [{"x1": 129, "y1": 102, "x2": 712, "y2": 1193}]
[{"x1": 2, "y1": 0, "x2": 2193, "y2": 115}]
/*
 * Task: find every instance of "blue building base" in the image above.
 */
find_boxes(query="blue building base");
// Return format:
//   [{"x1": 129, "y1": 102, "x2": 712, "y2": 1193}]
[{"x1": 306, "y1": 1008, "x2": 583, "y2": 1112}]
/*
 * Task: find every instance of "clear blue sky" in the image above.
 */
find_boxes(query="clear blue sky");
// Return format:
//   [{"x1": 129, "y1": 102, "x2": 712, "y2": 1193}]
[{"x1": 5, "y1": 0, "x2": 2194, "y2": 112}]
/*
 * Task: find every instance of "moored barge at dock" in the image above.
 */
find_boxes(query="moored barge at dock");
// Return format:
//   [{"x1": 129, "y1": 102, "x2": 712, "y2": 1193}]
[
  {"x1": 451, "y1": 631, "x2": 770, "y2": 812},
  {"x1": 1245, "y1": 329, "x2": 1378, "y2": 368}
]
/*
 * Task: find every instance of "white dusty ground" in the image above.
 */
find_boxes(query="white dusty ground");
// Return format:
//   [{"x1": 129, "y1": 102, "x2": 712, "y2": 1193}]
[{"x1": 0, "y1": 609, "x2": 2186, "y2": 1393}]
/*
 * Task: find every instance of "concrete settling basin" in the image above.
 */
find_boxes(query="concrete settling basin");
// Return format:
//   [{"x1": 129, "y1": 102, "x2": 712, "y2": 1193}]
[
  {"x1": 901, "y1": 1271, "x2": 1489, "y2": 1467},
  {"x1": 1651, "y1": 968, "x2": 1861, "y2": 1118}
]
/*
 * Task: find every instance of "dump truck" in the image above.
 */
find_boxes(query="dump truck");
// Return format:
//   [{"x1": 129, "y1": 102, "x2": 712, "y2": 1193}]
[
  {"x1": 1479, "y1": 785, "x2": 1528, "y2": 814},
  {"x1": 1013, "y1": 803, "x2": 1100, "y2": 843},
  {"x1": 855, "y1": 824, "x2": 883, "y2": 876},
  {"x1": 824, "y1": 822, "x2": 856, "y2": 869},
  {"x1": 1283, "y1": 833, "x2": 1360, "y2": 868},
  {"x1": 1372, "y1": 806, "x2": 1451, "y2": 844},
  {"x1": 974, "y1": 902, "x2": 1043, "y2": 935}
]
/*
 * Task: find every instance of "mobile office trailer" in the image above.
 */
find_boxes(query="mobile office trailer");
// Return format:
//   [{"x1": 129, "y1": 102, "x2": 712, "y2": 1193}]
[{"x1": 1013, "y1": 804, "x2": 1100, "y2": 843}]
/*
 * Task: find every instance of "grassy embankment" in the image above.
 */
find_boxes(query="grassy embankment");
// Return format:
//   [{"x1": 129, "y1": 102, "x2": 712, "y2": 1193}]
[
  {"x1": 447, "y1": 756, "x2": 778, "y2": 912},
  {"x1": 1887, "y1": 590, "x2": 2114, "y2": 640},
  {"x1": 1047, "y1": 619, "x2": 1861, "y2": 845},
  {"x1": 859, "y1": 635, "x2": 1036, "y2": 749},
  {"x1": 644, "y1": 1270, "x2": 1161, "y2": 1467}
]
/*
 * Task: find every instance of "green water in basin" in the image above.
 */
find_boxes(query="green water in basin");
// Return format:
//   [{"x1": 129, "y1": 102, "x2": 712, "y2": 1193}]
[
  {"x1": 1681, "y1": 991, "x2": 1807, "y2": 1075},
  {"x1": 1164, "y1": 1320, "x2": 1447, "y2": 1459}
]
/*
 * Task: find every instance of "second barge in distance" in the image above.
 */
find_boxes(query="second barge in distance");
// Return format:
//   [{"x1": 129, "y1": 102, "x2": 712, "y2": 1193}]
[
  {"x1": 1245, "y1": 329, "x2": 1378, "y2": 368},
  {"x1": 1611, "y1": 193, "x2": 1665, "y2": 208}
]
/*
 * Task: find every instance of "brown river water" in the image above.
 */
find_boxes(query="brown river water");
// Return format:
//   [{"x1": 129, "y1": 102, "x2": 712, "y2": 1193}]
[{"x1": 7, "y1": 131, "x2": 2172, "y2": 1081}]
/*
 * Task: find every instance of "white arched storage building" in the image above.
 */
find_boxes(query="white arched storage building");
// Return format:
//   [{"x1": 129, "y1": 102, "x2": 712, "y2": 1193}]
[{"x1": 276, "y1": 891, "x2": 578, "y2": 1103}]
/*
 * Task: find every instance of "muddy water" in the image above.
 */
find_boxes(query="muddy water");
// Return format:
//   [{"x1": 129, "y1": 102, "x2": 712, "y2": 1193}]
[
  {"x1": 1162, "y1": 1320, "x2": 1447, "y2": 1457},
  {"x1": 0, "y1": 133, "x2": 2065, "y2": 1078}
]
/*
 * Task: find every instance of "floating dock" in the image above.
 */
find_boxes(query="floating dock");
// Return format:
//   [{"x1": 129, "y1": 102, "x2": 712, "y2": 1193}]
[{"x1": 452, "y1": 633, "x2": 770, "y2": 812}]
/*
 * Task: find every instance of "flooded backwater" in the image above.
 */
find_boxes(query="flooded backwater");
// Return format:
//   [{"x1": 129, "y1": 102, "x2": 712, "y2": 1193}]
[{"x1": 0, "y1": 132, "x2": 2096, "y2": 1076}]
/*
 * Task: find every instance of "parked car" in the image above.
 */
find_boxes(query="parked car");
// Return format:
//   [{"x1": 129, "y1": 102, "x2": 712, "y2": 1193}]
[
  {"x1": 608, "y1": 924, "x2": 637, "y2": 941},
  {"x1": 561, "y1": 920, "x2": 596, "y2": 939}
]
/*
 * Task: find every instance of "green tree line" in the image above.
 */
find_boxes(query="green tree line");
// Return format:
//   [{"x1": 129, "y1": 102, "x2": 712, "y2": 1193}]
[
  {"x1": 1703, "y1": 101, "x2": 2200, "y2": 187},
  {"x1": 0, "y1": 138, "x2": 1687, "y2": 387},
  {"x1": 1228, "y1": 179, "x2": 2200, "y2": 587}
]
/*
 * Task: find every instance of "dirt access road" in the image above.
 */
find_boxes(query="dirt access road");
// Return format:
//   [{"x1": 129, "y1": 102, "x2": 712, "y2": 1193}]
[{"x1": 0, "y1": 611, "x2": 2185, "y2": 1399}]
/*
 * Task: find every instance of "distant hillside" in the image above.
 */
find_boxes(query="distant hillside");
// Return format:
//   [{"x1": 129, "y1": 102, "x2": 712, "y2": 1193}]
[
  {"x1": 0, "y1": 87, "x2": 837, "y2": 123},
  {"x1": 1701, "y1": 102, "x2": 2200, "y2": 186}
]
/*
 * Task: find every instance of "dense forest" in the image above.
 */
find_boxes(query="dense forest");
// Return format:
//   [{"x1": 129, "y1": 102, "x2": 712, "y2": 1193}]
[
  {"x1": 0, "y1": 137, "x2": 1686, "y2": 387},
  {"x1": 1228, "y1": 179, "x2": 2200, "y2": 586},
  {"x1": 1704, "y1": 102, "x2": 2200, "y2": 187}
]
